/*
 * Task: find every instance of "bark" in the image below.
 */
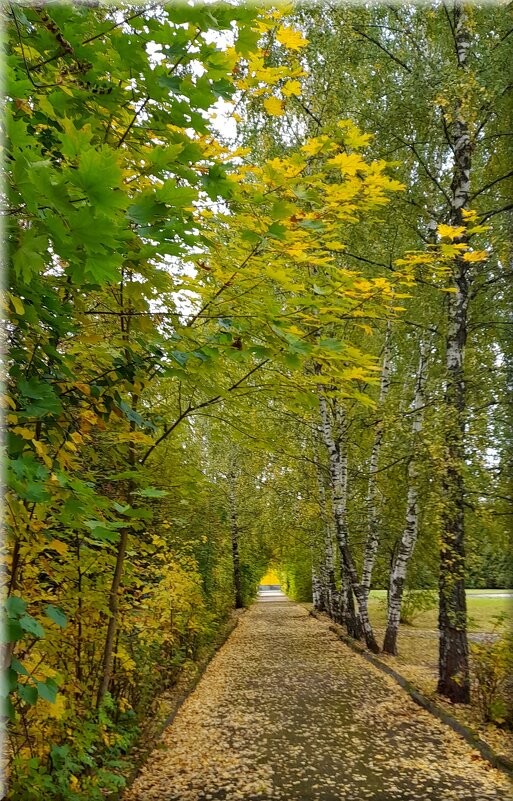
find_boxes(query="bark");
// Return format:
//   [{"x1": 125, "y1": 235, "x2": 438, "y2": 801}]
[
  {"x1": 318, "y1": 394, "x2": 379, "y2": 652},
  {"x1": 97, "y1": 275, "x2": 135, "y2": 706},
  {"x1": 312, "y1": 567, "x2": 322, "y2": 611},
  {"x1": 314, "y1": 451, "x2": 337, "y2": 616},
  {"x1": 229, "y1": 470, "x2": 244, "y2": 609},
  {"x1": 438, "y1": 0, "x2": 471, "y2": 704},
  {"x1": 361, "y1": 321, "x2": 393, "y2": 600},
  {"x1": 97, "y1": 527, "x2": 129, "y2": 706},
  {"x1": 383, "y1": 341, "x2": 428, "y2": 655}
]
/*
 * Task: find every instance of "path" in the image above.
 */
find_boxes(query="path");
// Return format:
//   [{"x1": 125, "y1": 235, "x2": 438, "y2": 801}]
[{"x1": 126, "y1": 595, "x2": 512, "y2": 801}]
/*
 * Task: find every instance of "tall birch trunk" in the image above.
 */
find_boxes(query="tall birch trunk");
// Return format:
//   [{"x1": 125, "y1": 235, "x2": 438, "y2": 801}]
[
  {"x1": 383, "y1": 341, "x2": 428, "y2": 655},
  {"x1": 229, "y1": 470, "x2": 244, "y2": 609},
  {"x1": 314, "y1": 451, "x2": 337, "y2": 616},
  {"x1": 438, "y1": 1, "x2": 471, "y2": 704},
  {"x1": 319, "y1": 394, "x2": 380, "y2": 652},
  {"x1": 361, "y1": 321, "x2": 393, "y2": 601}
]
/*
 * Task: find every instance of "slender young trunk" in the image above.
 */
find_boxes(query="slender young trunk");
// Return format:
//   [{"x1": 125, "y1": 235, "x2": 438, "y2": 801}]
[
  {"x1": 312, "y1": 566, "x2": 322, "y2": 610},
  {"x1": 314, "y1": 450, "x2": 337, "y2": 616},
  {"x1": 76, "y1": 531, "x2": 83, "y2": 682},
  {"x1": 438, "y1": 1, "x2": 471, "y2": 704},
  {"x1": 229, "y1": 470, "x2": 244, "y2": 609},
  {"x1": 97, "y1": 274, "x2": 135, "y2": 706},
  {"x1": 319, "y1": 394, "x2": 379, "y2": 652},
  {"x1": 383, "y1": 341, "x2": 428, "y2": 655},
  {"x1": 361, "y1": 321, "x2": 393, "y2": 601},
  {"x1": 340, "y1": 563, "x2": 361, "y2": 639}
]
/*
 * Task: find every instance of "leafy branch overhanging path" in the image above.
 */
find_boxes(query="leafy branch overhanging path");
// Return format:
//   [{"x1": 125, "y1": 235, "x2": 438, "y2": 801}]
[{"x1": 126, "y1": 595, "x2": 511, "y2": 801}]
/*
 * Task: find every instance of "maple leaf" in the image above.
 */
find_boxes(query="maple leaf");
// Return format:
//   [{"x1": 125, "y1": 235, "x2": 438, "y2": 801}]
[
  {"x1": 462, "y1": 250, "x2": 488, "y2": 262},
  {"x1": 263, "y1": 96, "x2": 284, "y2": 116},
  {"x1": 276, "y1": 25, "x2": 308, "y2": 50},
  {"x1": 437, "y1": 224, "x2": 466, "y2": 240},
  {"x1": 282, "y1": 79, "x2": 302, "y2": 97},
  {"x1": 328, "y1": 152, "x2": 367, "y2": 176}
]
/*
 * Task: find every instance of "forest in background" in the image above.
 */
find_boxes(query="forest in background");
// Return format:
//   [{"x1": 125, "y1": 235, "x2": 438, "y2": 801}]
[{"x1": 3, "y1": 2, "x2": 512, "y2": 798}]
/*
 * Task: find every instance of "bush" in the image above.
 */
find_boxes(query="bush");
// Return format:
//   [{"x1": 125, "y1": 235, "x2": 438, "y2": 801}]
[{"x1": 471, "y1": 617, "x2": 513, "y2": 727}]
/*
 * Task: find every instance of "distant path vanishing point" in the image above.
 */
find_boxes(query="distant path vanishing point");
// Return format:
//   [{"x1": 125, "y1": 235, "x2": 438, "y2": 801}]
[{"x1": 126, "y1": 594, "x2": 512, "y2": 801}]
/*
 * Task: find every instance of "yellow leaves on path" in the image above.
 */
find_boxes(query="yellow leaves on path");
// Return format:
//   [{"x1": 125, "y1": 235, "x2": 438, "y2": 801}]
[{"x1": 127, "y1": 600, "x2": 512, "y2": 801}]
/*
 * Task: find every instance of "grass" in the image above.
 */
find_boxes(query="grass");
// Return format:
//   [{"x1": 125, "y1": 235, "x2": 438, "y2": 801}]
[{"x1": 367, "y1": 589, "x2": 513, "y2": 632}]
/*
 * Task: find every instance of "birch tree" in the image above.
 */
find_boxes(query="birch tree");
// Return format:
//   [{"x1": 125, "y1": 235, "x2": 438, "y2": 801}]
[{"x1": 383, "y1": 340, "x2": 428, "y2": 655}]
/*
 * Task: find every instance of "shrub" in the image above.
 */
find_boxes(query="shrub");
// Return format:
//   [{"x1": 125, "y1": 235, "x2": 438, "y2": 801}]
[{"x1": 471, "y1": 617, "x2": 513, "y2": 727}]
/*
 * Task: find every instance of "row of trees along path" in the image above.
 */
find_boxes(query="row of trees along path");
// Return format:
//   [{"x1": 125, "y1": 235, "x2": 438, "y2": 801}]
[{"x1": 6, "y1": 3, "x2": 512, "y2": 799}]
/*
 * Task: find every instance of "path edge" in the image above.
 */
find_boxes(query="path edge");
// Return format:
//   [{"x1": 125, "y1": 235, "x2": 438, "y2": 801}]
[
  {"x1": 309, "y1": 609, "x2": 513, "y2": 780},
  {"x1": 113, "y1": 607, "x2": 246, "y2": 799}
]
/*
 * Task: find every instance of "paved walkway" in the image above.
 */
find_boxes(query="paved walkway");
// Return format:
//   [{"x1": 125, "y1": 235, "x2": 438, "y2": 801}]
[{"x1": 126, "y1": 596, "x2": 512, "y2": 801}]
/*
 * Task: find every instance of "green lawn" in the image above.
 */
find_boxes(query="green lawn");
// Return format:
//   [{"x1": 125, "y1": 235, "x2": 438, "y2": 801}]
[{"x1": 368, "y1": 589, "x2": 513, "y2": 632}]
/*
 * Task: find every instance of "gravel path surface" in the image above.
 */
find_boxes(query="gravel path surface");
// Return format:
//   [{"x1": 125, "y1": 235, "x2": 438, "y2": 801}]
[{"x1": 126, "y1": 596, "x2": 512, "y2": 801}]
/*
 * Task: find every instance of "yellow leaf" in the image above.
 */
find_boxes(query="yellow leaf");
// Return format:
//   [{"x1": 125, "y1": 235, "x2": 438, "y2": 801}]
[
  {"x1": 71, "y1": 432, "x2": 84, "y2": 444},
  {"x1": 462, "y1": 250, "x2": 488, "y2": 262},
  {"x1": 282, "y1": 80, "x2": 301, "y2": 97},
  {"x1": 461, "y1": 208, "x2": 478, "y2": 222},
  {"x1": 13, "y1": 427, "x2": 34, "y2": 440},
  {"x1": 49, "y1": 539, "x2": 68, "y2": 555},
  {"x1": 263, "y1": 96, "x2": 284, "y2": 117},
  {"x1": 437, "y1": 223, "x2": 466, "y2": 240},
  {"x1": 328, "y1": 151, "x2": 367, "y2": 176},
  {"x1": 33, "y1": 439, "x2": 53, "y2": 467},
  {"x1": 276, "y1": 25, "x2": 308, "y2": 51},
  {"x1": 337, "y1": 121, "x2": 373, "y2": 149},
  {"x1": 9, "y1": 294, "x2": 24, "y2": 316},
  {"x1": 301, "y1": 136, "x2": 332, "y2": 156}
]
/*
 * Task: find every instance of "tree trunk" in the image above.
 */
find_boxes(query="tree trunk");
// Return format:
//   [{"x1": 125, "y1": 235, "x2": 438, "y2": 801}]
[
  {"x1": 229, "y1": 471, "x2": 244, "y2": 609},
  {"x1": 383, "y1": 341, "x2": 428, "y2": 655},
  {"x1": 438, "y1": 0, "x2": 471, "y2": 704},
  {"x1": 361, "y1": 320, "x2": 392, "y2": 600},
  {"x1": 314, "y1": 450, "x2": 337, "y2": 617},
  {"x1": 318, "y1": 394, "x2": 379, "y2": 652},
  {"x1": 97, "y1": 274, "x2": 136, "y2": 706}
]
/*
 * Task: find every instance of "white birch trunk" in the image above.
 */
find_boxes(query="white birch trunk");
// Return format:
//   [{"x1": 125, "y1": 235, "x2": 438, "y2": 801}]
[
  {"x1": 315, "y1": 450, "x2": 337, "y2": 617},
  {"x1": 361, "y1": 321, "x2": 393, "y2": 600},
  {"x1": 438, "y1": 0, "x2": 471, "y2": 703},
  {"x1": 383, "y1": 341, "x2": 428, "y2": 655},
  {"x1": 318, "y1": 394, "x2": 379, "y2": 652}
]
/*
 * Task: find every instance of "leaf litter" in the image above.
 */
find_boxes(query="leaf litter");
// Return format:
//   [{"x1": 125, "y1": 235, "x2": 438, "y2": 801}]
[{"x1": 125, "y1": 598, "x2": 513, "y2": 801}]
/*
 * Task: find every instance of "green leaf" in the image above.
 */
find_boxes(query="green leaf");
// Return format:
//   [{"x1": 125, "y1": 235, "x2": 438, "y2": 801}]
[
  {"x1": 127, "y1": 196, "x2": 167, "y2": 226},
  {"x1": 19, "y1": 615, "x2": 45, "y2": 639},
  {"x1": 5, "y1": 619, "x2": 23, "y2": 643},
  {"x1": 133, "y1": 487, "x2": 169, "y2": 498},
  {"x1": 45, "y1": 605, "x2": 67, "y2": 629},
  {"x1": 71, "y1": 147, "x2": 123, "y2": 212},
  {"x1": 36, "y1": 678, "x2": 58, "y2": 704},
  {"x1": 5, "y1": 596, "x2": 27, "y2": 618},
  {"x1": 18, "y1": 683, "x2": 38, "y2": 705},
  {"x1": 155, "y1": 180, "x2": 197, "y2": 208}
]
